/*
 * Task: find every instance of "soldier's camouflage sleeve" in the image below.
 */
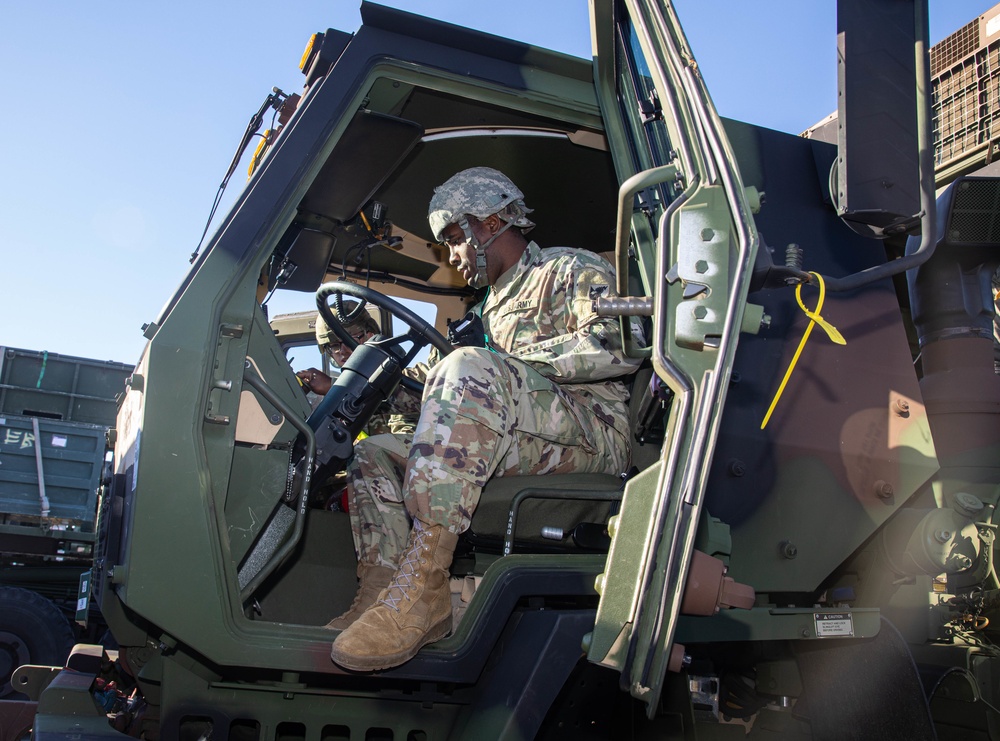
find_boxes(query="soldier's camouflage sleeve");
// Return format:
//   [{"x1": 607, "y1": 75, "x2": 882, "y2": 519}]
[
  {"x1": 365, "y1": 408, "x2": 417, "y2": 437},
  {"x1": 489, "y1": 244, "x2": 642, "y2": 383}
]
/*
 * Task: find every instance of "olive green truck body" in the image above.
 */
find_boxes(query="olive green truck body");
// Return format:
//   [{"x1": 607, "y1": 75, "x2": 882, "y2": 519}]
[{"x1": 9, "y1": 1, "x2": 1000, "y2": 739}]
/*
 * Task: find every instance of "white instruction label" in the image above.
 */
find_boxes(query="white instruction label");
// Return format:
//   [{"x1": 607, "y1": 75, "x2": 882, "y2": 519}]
[
  {"x1": 51, "y1": 435, "x2": 68, "y2": 448},
  {"x1": 814, "y1": 612, "x2": 854, "y2": 637}
]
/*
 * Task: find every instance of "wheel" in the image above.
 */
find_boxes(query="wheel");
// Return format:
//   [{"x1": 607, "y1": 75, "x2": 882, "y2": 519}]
[
  {"x1": 0, "y1": 586, "x2": 75, "y2": 699},
  {"x1": 315, "y1": 281, "x2": 453, "y2": 393}
]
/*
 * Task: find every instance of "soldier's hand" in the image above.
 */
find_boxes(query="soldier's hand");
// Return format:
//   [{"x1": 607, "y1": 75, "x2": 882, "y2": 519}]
[{"x1": 296, "y1": 368, "x2": 332, "y2": 395}]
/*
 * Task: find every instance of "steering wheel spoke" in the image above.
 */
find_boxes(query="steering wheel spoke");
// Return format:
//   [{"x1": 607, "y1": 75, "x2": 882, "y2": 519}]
[
  {"x1": 371, "y1": 333, "x2": 421, "y2": 367},
  {"x1": 315, "y1": 281, "x2": 453, "y2": 395}
]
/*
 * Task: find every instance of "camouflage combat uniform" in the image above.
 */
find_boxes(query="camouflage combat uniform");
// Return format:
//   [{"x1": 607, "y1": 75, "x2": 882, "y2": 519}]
[
  {"x1": 362, "y1": 358, "x2": 435, "y2": 437},
  {"x1": 365, "y1": 397, "x2": 419, "y2": 437},
  {"x1": 347, "y1": 241, "x2": 641, "y2": 568}
]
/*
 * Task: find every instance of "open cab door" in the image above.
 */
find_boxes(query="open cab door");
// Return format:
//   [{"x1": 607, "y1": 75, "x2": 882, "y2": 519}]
[{"x1": 585, "y1": 0, "x2": 762, "y2": 715}]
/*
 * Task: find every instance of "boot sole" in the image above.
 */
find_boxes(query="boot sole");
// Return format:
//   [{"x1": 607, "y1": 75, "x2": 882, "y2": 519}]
[{"x1": 329, "y1": 615, "x2": 452, "y2": 671}]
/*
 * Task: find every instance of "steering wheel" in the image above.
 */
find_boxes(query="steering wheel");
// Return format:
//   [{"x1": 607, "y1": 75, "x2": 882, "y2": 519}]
[{"x1": 315, "y1": 281, "x2": 452, "y2": 394}]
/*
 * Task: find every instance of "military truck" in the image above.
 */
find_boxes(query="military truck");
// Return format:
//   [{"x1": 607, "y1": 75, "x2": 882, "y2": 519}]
[
  {"x1": 0, "y1": 347, "x2": 131, "y2": 699},
  {"x1": 14, "y1": 0, "x2": 1000, "y2": 738}
]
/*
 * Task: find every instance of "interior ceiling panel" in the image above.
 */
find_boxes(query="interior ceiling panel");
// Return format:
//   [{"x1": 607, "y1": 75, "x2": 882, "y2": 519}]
[{"x1": 377, "y1": 134, "x2": 619, "y2": 255}]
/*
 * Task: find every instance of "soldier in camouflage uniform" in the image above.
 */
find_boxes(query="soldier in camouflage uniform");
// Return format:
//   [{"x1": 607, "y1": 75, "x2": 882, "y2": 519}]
[
  {"x1": 329, "y1": 167, "x2": 641, "y2": 671},
  {"x1": 296, "y1": 305, "x2": 419, "y2": 437},
  {"x1": 296, "y1": 306, "x2": 421, "y2": 514}
]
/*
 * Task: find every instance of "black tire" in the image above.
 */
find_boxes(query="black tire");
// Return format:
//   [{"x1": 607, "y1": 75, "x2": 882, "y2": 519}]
[{"x1": 0, "y1": 586, "x2": 75, "y2": 699}]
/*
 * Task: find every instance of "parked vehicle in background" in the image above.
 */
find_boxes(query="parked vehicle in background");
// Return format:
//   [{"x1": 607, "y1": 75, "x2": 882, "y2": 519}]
[{"x1": 0, "y1": 347, "x2": 131, "y2": 699}]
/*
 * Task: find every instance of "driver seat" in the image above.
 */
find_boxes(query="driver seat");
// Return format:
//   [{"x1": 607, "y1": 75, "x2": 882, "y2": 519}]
[{"x1": 462, "y1": 365, "x2": 663, "y2": 556}]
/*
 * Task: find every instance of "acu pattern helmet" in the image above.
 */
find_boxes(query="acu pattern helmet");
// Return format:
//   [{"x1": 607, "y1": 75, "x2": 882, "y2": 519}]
[{"x1": 427, "y1": 166, "x2": 535, "y2": 242}]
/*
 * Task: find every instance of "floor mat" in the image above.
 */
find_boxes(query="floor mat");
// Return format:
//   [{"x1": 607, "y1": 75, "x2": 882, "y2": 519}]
[{"x1": 794, "y1": 617, "x2": 936, "y2": 740}]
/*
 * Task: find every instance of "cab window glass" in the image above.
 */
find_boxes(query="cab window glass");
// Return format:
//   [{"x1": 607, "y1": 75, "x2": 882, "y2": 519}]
[
  {"x1": 391, "y1": 297, "x2": 437, "y2": 366},
  {"x1": 618, "y1": 18, "x2": 674, "y2": 166},
  {"x1": 613, "y1": 4, "x2": 677, "y2": 285},
  {"x1": 285, "y1": 339, "x2": 329, "y2": 377}
]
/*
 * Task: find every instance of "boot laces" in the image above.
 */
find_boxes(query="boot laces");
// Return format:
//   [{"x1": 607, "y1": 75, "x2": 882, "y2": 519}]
[{"x1": 380, "y1": 521, "x2": 430, "y2": 612}]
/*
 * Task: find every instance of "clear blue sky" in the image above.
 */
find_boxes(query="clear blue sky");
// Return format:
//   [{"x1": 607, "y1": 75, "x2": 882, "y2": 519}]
[{"x1": 0, "y1": 1, "x2": 989, "y2": 365}]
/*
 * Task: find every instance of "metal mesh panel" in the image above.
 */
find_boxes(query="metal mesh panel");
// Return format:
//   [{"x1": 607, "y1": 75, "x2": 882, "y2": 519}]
[
  {"x1": 931, "y1": 18, "x2": 979, "y2": 76},
  {"x1": 932, "y1": 39, "x2": 1000, "y2": 171},
  {"x1": 949, "y1": 178, "x2": 1000, "y2": 243},
  {"x1": 930, "y1": 6, "x2": 1000, "y2": 173},
  {"x1": 932, "y1": 53, "x2": 981, "y2": 166}
]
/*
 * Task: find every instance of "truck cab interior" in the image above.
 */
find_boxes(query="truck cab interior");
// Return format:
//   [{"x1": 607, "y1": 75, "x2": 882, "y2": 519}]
[
  {"x1": 33, "y1": 3, "x2": 1000, "y2": 738},
  {"x1": 238, "y1": 79, "x2": 658, "y2": 629},
  {"x1": 78, "y1": 15, "x2": 691, "y2": 729}
]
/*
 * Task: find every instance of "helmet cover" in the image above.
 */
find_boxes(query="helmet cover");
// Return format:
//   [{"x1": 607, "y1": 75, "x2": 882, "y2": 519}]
[{"x1": 427, "y1": 166, "x2": 535, "y2": 241}]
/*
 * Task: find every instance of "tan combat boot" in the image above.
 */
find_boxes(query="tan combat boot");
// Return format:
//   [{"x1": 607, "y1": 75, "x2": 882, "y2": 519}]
[
  {"x1": 329, "y1": 518, "x2": 458, "y2": 671},
  {"x1": 325, "y1": 562, "x2": 395, "y2": 630}
]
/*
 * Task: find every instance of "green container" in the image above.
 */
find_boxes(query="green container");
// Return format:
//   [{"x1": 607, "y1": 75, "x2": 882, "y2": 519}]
[
  {"x1": 0, "y1": 347, "x2": 132, "y2": 426},
  {"x1": 0, "y1": 414, "x2": 107, "y2": 526}
]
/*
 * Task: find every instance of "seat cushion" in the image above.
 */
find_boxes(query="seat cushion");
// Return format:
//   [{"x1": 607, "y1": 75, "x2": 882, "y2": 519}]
[{"x1": 468, "y1": 472, "x2": 623, "y2": 549}]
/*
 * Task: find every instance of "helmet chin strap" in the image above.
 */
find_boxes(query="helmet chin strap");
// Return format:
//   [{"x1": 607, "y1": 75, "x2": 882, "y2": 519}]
[{"x1": 457, "y1": 216, "x2": 514, "y2": 289}]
